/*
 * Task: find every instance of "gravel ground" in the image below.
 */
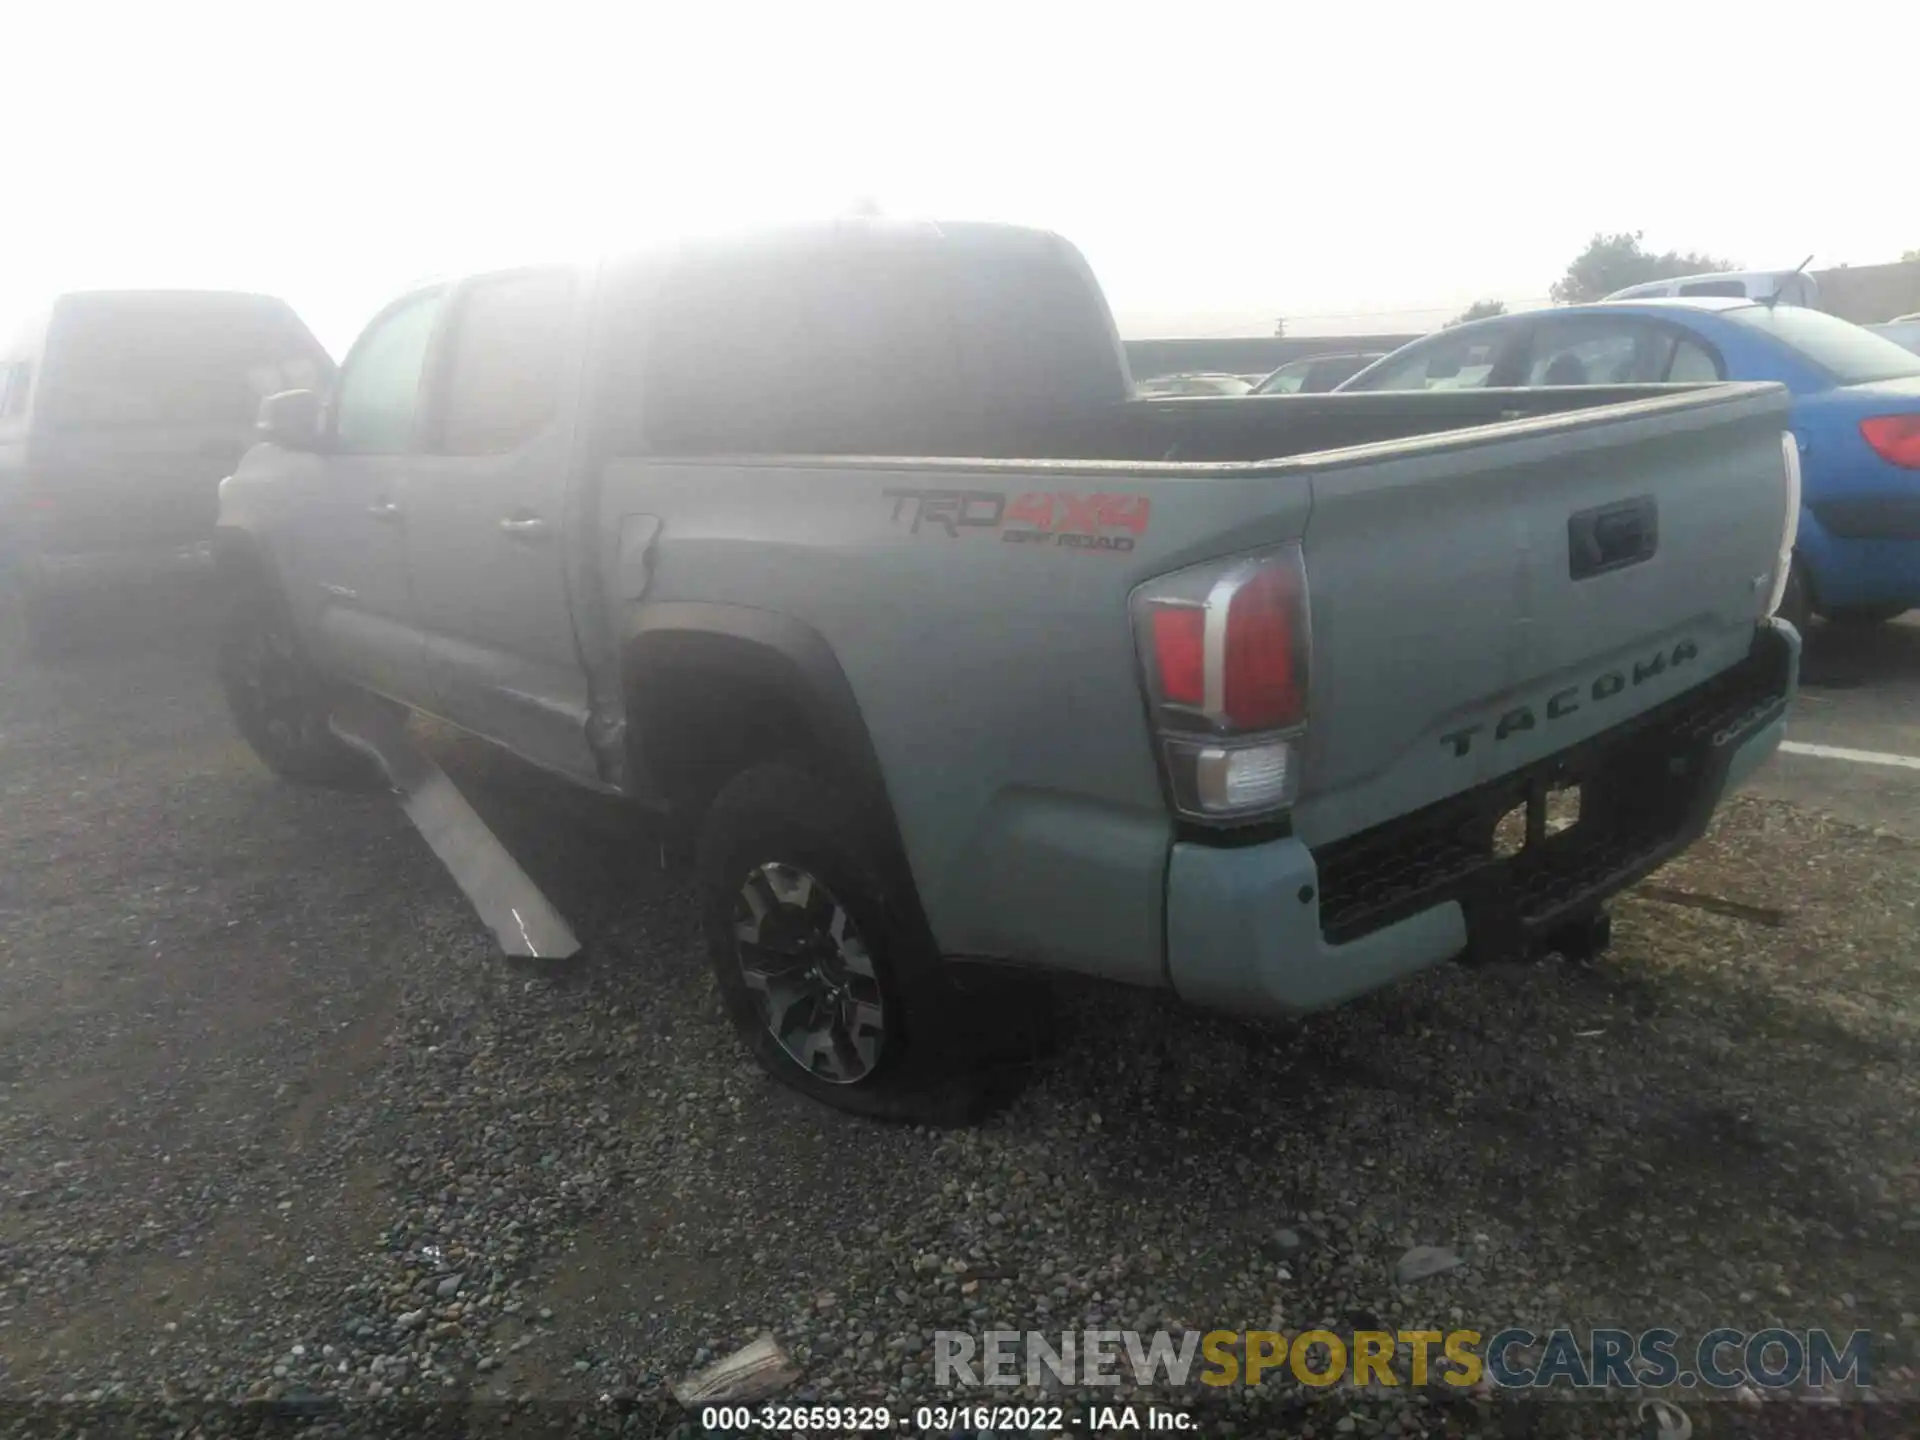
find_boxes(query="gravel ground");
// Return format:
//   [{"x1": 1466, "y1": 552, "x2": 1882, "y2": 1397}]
[{"x1": 1, "y1": 594, "x2": 1917, "y2": 1439}]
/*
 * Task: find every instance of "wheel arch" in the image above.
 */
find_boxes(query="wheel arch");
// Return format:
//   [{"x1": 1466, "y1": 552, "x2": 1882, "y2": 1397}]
[{"x1": 618, "y1": 602, "x2": 893, "y2": 821}]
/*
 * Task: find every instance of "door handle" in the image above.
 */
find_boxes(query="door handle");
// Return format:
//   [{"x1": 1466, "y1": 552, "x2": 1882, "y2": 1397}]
[
  {"x1": 498, "y1": 515, "x2": 551, "y2": 541},
  {"x1": 1568, "y1": 496, "x2": 1658, "y2": 579},
  {"x1": 366, "y1": 500, "x2": 403, "y2": 521}
]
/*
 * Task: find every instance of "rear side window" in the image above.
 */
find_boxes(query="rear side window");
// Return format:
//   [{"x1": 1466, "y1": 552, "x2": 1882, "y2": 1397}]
[
  {"x1": 938, "y1": 233, "x2": 1126, "y2": 416},
  {"x1": 605, "y1": 229, "x2": 1126, "y2": 456},
  {"x1": 631, "y1": 239, "x2": 964, "y2": 455},
  {"x1": 334, "y1": 290, "x2": 446, "y2": 455},
  {"x1": 435, "y1": 270, "x2": 574, "y2": 455}
]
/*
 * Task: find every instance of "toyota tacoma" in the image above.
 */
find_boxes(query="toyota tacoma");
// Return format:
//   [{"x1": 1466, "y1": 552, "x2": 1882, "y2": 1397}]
[{"x1": 213, "y1": 220, "x2": 1800, "y2": 1117}]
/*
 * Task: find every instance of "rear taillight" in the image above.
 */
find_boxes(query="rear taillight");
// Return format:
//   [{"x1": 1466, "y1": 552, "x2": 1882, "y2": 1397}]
[
  {"x1": 1223, "y1": 563, "x2": 1305, "y2": 728},
  {"x1": 1861, "y1": 415, "x2": 1920, "y2": 469},
  {"x1": 1149, "y1": 607, "x2": 1206, "y2": 707},
  {"x1": 1132, "y1": 543, "x2": 1311, "y2": 825}
]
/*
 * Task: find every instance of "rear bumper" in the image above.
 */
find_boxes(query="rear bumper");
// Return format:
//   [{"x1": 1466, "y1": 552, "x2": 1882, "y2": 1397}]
[
  {"x1": 1808, "y1": 496, "x2": 1920, "y2": 542},
  {"x1": 1797, "y1": 506, "x2": 1920, "y2": 609},
  {"x1": 1165, "y1": 621, "x2": 1797, "y2": 1017}
]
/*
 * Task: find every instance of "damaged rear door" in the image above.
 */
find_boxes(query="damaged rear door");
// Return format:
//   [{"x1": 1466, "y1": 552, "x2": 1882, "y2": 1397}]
[{"x1": 399, "y1": 267, "x2": 597, "y2": 782}]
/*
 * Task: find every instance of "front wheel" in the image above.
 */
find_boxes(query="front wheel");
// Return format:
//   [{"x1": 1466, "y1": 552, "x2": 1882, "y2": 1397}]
[
  {"x1": 217, "y1": 575, "x2": 383, "y2": 789},
  {"x1": 696, "y1": 764, "x2": 997, "y2": 1122}
]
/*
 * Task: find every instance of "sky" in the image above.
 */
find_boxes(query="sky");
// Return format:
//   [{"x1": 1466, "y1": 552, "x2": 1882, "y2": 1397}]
[{"x1": 3, "y1": 0, "x2": 1915, "y2": 356}]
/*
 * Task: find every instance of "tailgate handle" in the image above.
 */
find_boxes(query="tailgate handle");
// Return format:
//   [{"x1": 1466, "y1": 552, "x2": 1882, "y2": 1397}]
[{"x1": 1568, "y1": 497, "x2": 1657, "y2": 580}]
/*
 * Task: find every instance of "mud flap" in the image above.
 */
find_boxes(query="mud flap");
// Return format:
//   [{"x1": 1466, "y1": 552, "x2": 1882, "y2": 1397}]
[{"x1": 329, "y1": 692, "x2": 582, "y2": 960}]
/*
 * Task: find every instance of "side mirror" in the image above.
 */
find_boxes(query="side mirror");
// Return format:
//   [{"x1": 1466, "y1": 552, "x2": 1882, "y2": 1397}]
[{"x1": 257, "y1": 388, "x2": 324, "y2": 450}]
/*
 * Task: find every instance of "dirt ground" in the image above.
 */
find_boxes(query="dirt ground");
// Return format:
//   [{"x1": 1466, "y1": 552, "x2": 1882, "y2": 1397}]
[{"x1": 1, "y1": 590, "x2": 1916, "y2": 1438}]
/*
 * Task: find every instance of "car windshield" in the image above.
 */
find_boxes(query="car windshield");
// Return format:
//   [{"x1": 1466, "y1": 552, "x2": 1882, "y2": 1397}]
[{"x1": 1726, "y1": 305, "x2": 1920, "y2": 385}]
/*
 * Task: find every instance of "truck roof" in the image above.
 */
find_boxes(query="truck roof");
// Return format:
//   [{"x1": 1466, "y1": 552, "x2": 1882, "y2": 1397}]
[
  {"x1": 49, "y1": 288, "x2": 297, "y2": 304},
  {"x1": 600, "y1": 216, "x2": 1083, "y2": 280}
]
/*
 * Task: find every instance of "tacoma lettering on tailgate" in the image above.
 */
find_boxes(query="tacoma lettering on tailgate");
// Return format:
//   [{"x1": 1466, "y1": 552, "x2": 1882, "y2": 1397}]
[
  {"x1": 883, "y1": 488, "x2": 1151, "y2": 552},
  {"x1": 1440, "y1": 638, "x2": 1699, "y2": 757}
]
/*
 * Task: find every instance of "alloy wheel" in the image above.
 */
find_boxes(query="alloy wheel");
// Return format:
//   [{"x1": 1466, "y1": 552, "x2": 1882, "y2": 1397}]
[{"x1": 732, "y1": 861, "x2": 885, "y2": 1084}]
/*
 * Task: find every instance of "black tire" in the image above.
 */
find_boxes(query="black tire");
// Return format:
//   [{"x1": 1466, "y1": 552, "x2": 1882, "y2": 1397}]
[
  {"x1": 217, "y1": 574, "x2": 384, "y2": 789},
  {"x1": 1775, "y1": 557, "x2": 1812, "y2": 640},
  {"x1": 697, "y1": 764, "x2": 999, "y2": 1122},
  {"x1": 1827, "y1": 602, "x2": 1908, "y2": 627}
]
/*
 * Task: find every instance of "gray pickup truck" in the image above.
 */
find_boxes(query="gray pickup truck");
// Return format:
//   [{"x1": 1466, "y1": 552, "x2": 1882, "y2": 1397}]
[{"x1": 214, "y1": 220, "x2": 1800, "y2": 1118}]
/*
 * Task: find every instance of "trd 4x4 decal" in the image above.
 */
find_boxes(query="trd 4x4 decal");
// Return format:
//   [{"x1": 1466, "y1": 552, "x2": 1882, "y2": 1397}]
[{"x1": 883, "y1": 488, "x2": 1151, "y2": 552}]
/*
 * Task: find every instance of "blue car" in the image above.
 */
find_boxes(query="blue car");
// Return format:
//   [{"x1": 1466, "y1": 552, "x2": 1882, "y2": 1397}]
[{"x1": 1337, "y1": 298, "x2": 1920, "y2": 633}]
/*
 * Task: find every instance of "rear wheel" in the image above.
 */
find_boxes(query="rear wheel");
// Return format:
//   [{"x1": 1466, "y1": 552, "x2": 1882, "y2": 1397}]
[
  {"x1": 697, "y1": 764, "x2": 1004, "y2": 1122},
  {"x1": 217, "y1": 575, "x2": 383, "y2": 789}
]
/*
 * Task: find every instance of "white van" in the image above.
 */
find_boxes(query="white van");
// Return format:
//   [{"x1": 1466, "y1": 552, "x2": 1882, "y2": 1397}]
[{"x1": 1605, "y1": 269, "x2": 1820, "y2": 308}]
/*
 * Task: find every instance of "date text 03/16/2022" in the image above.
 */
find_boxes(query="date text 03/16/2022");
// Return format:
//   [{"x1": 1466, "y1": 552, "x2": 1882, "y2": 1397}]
[{"x1": 695, "y1": 1402, "x2": 1193, "y2": 1432}]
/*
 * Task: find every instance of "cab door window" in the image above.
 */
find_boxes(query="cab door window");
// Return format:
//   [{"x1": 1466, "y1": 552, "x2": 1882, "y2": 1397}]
[
  {"x1": 333, "y1": 290, "x2": 446, "y2": 455},
  {"x1": 433, "y1": 269, "x2": 575, "y2": 455}
]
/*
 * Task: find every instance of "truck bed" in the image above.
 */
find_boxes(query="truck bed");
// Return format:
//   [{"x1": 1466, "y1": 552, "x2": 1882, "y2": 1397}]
[{"x1": 672, "y1": 382, "x2": 1742, "y2": 469}]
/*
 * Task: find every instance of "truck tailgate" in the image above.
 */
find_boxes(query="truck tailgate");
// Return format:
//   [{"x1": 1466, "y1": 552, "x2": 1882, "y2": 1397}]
[{"x1": 1292, "y1": 383, "x2": 1792, "y2": 848}]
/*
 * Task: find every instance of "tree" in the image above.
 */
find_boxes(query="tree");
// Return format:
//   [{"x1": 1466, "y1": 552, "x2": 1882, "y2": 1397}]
[
  {"x1": 1272, "y1": 317, "x2": 1288, "y2": 338},
  {"x1": 1903, "y1": 248, "x2": 1920, "y2": 264},
  {"x1": 1447, "y1": 299, "x2": 1507, "y2": 327},
  {"x1": 1550, "y1": 231, "x2": 1738, "y2": 304}
]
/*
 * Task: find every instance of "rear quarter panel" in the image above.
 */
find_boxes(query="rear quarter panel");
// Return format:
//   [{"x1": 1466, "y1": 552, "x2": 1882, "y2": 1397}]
[
  {"x1": 597, "y1": 455, "x2": 1312, "y2": 985},
  {"x1": 1790, "y1": 381, "x2": 1920, "y2": 607}
]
